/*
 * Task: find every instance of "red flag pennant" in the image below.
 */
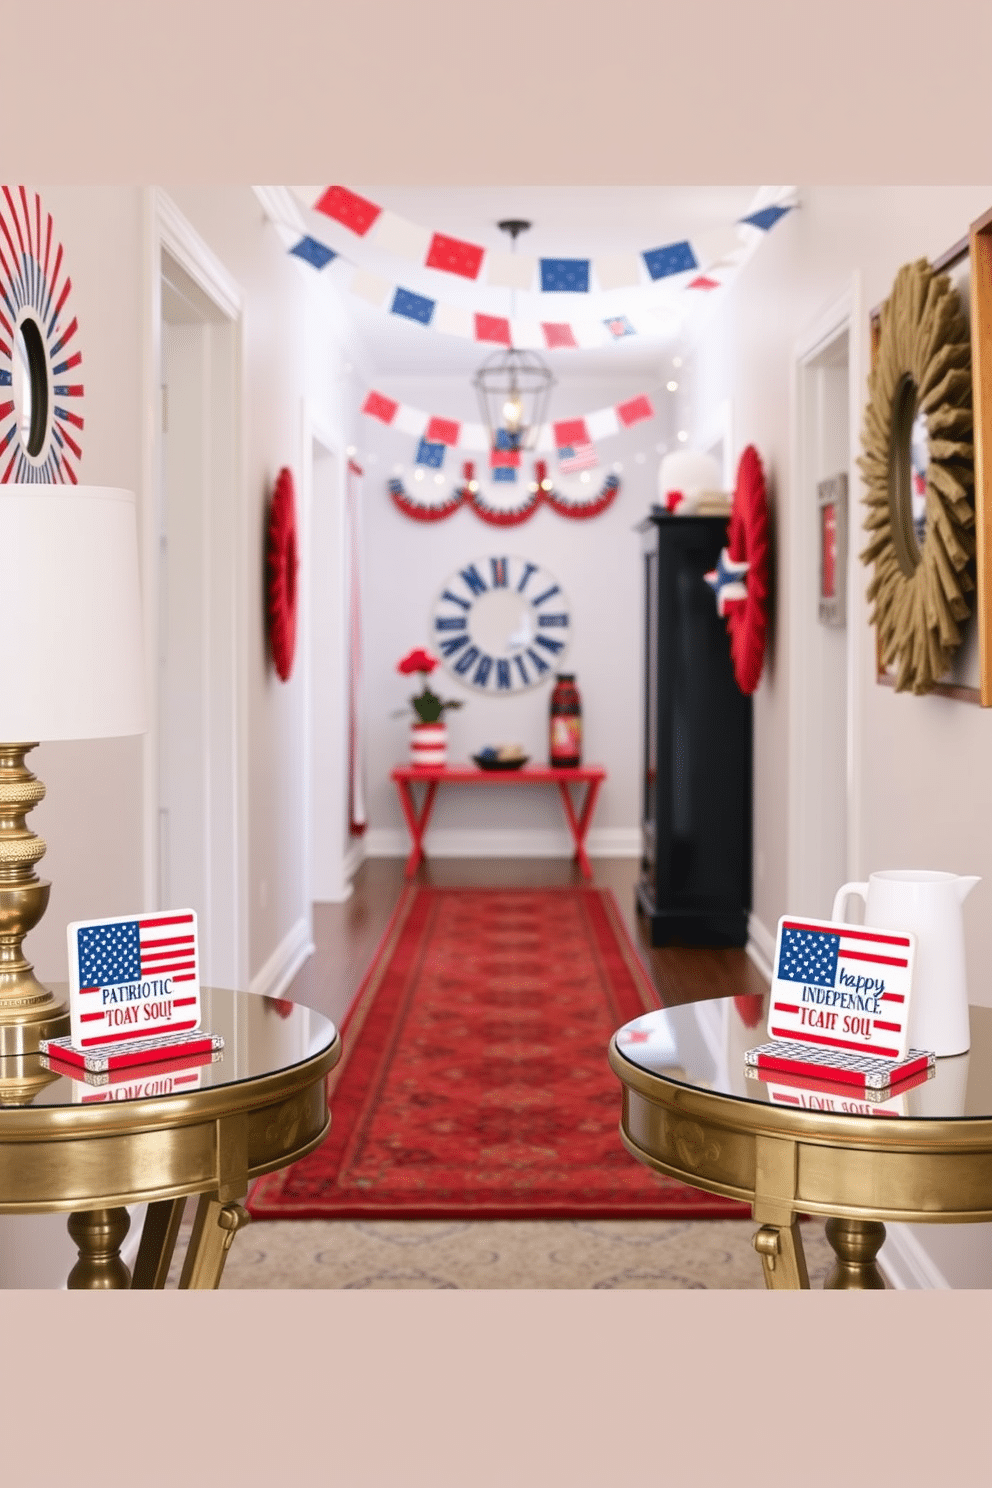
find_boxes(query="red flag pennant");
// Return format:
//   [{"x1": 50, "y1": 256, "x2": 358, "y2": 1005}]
[
  {"x1": 490, "y1": 448, "x2": 521, "y2": 468},
  {"x1": 542, "y1": 323, "x2": 578, "y2": 349},
  {"x1": 314, "y1": 185, "x2": 381, "y2": 237},
  {"x1": 616, "y1": 394, "x2": 654, "y2": 427},
  {"x1": 362, "y1": 390, "x2": 399, "y2": 423},
  {"x1": 426, "y1": 233, "x2": 485, "y2": 280},
  {"x1": 553, "y1": 417, "x2": 589, "y2": 447},
  {"x1": 425, "y1": 416, "x2": 461, "y2": 446},
  {"x1": 688, "y1": 275, "x2": 720, "y2": 291},
  {"x1": 474, "y1": 313, "x2": 512, "y2": 346}
]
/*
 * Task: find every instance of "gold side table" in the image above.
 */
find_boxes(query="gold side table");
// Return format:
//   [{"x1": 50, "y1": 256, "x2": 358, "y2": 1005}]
[
  {"x1": 609, "y1": 997, "x2": 992, "y2": 1289},
  {"x1": 0, "y1": 986, "x2": 340, "y2": 1289}
]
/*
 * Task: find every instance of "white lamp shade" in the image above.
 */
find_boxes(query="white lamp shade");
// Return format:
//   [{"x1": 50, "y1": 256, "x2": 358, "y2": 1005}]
[
  {"x1": 658, "y1": 451, "x2": 723, "y2": 511},
  {"x1": 0, "y1": 485, "x2": 145, "y2": 741}
]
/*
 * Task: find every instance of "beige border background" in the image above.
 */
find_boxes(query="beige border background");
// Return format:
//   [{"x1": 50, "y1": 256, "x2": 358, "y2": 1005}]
[{"x1": 7, "y1": 1, "x2": 992, "y2": 1481}]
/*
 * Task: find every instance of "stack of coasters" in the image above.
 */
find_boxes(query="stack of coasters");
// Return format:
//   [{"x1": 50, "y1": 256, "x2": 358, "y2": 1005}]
[
  {"x1": 39, "y1": 909, "x2": 224, "y2": 1075},
  {"x1": 744, "y1": 1040, "x2": 935, "y2": 1093},
  {"x1": 746, "y1": 912, "x2": 932, "y2": 1105}
]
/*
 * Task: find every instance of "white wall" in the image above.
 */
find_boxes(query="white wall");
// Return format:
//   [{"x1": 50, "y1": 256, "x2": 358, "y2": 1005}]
[
  {"x1": 360, "y1": 372, "x2": 672, "y2": 859},
  {"x1": 690, "y1": 185, "x2": 992, "y2": 1287}
]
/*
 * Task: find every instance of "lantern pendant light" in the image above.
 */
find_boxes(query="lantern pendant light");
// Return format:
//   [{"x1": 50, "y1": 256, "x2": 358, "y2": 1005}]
[{"x1": 472, "y1": 219, "x2": 555, "y2": 454}]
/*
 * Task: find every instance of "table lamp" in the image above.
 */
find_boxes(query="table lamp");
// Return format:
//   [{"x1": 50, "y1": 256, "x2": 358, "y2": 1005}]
[{"x1": 0, "y1": 485, "x2": 145, "y2": 1056}]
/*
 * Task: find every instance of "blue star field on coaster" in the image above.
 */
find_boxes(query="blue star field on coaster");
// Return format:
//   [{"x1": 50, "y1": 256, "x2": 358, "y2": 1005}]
[{"x1": 704, "y1": 546, "x2": 750, "y2": 616}]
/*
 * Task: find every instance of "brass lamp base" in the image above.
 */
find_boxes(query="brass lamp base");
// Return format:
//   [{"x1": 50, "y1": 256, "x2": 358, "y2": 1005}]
[{"x1": 0, "y1": 744, "x2": 70, "y2": 1057}]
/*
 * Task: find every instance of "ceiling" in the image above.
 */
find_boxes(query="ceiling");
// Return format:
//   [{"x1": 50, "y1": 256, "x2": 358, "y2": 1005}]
[{"x1": 273, "y1": 184, "x2": 784, "y2": 380}]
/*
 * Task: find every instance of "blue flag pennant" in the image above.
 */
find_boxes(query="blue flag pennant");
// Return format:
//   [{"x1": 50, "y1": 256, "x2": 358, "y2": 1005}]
[
  {"x1": 492, "y1": 465, "x2": 517, "y2": 483},
  {"x1": 539, "y1": 258, "x2": 590, "y2": 293},
  {"x1": 739, "y1": 204, "x2": 792, "y2": 232},
  {"x1": 391, "y1": 286, "x2": 436, "y2": 325},
  {"x1": 642, "y1": 241, "x2": 698, "y2": 280},
  {"x1": 290, "y1": 235, "x2": 337, "y2": 270},
  {"x1": 415, "y1": 438, "x2": 446, "y2": 469}
]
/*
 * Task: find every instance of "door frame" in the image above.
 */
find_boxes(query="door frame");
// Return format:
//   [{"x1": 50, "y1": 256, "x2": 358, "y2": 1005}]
[
  {"x1": 141, "y1": 188, "x2": 248, "y2": 987},
  {"x1": 788, "y1": 273, "x2": 866, "y2": 911}
]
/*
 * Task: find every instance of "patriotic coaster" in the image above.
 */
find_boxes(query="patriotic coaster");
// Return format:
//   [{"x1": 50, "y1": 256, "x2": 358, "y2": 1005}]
[
  {"x1": 744, "y1": 1062, "x2": 934, "y2": 1117},
  {"x1": 41, "y1": 1045, "x2": 222, "y2": 1100},
  {"x1": 744, "y1": 1038, "x2": 934, "y2": 1091},
  {"x1": 40, "y1": 1028, "x2": 224, "y2": 1076},
  {"x1": 768, "y1": 913, "x2": 916, "y2": 1060},
  {"x1": 66, "y1": 909, "x2": 200, "y2": 1049}
]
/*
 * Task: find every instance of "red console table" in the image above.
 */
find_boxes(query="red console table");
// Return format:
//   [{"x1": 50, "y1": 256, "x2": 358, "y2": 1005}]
[{"x1": 390, "y1": 763, "x2": 607, "y2": 880}]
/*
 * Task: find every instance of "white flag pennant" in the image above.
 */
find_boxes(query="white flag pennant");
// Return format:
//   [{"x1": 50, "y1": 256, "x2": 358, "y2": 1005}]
[
  {"x1": 593, "y1": 252, "x2": 642, "y2": 291},
  {"x1": 485, "y1": 250, "x2": 537, "y2": 290},
  {"x1": 350, "y1": 268, "x2": 391, "y2": 308},
  {"x1": 372, "y1": 210, "x2": 432, "y2": 264}
]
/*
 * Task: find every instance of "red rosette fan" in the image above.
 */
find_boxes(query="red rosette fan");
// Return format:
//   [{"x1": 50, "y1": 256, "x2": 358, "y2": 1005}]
[
  {"x1": 725, "y1": 445, "x2": 769, "y2": 695},
  {"x1": 266, "y1": 467, "x2": 299, "y2": 682}
]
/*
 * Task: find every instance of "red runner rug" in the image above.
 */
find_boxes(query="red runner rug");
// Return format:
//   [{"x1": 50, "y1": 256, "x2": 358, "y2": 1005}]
[{"x1": 248, "y1": 886, "x2": 750, "y2": 1220}]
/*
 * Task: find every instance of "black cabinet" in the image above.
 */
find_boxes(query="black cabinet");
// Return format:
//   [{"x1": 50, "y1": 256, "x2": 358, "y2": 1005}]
[{"x1": 637, "y1": 514, "x2": 752, "y2": 947}]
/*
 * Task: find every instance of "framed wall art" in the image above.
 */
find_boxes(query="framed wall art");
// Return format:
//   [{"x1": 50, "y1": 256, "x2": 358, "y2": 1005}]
[{"x1": 817, "y1": 472, "x2": 847, "y2": 627}]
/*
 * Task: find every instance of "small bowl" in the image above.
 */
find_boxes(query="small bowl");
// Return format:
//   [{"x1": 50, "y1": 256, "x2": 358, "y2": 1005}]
[{"x1": 472, "y1": 753, "x2": 530, "y2": 772}]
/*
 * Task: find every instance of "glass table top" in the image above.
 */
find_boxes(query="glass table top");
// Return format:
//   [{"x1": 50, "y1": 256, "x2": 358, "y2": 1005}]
[
  {"x1": 613, "y1": 995, "x2": 992, "y2": 1121},
  {"x1": 0, "y1": 988, "x2": 338, "y2": 1109}
]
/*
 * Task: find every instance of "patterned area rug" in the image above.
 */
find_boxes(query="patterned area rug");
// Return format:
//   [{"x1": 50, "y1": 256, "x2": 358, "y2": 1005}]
[{"x1": 248, "y1": 886, "x2": 751, "y2": 1221}]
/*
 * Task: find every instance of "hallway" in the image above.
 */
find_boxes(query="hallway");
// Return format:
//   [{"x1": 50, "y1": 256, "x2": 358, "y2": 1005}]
[{"x1": 209, "y1": 856, "x2": 834, "y2": 1289}]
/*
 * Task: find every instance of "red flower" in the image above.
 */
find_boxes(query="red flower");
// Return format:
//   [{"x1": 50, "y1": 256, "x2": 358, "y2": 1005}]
[{"x1": 398, "y1": 647, "x2": 438, "y2": 676}]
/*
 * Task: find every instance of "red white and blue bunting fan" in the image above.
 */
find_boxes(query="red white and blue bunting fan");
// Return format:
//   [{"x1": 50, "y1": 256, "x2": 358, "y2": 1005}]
[
  {"x1": 704, "y1": 444, "x2": 769, "y2": 694},
  {"x1": 389, "y1": 461, "x2": 621, "y2": 526},
  {"x1": 0, "y1": 187, "x2": 84, "y2": 483}
]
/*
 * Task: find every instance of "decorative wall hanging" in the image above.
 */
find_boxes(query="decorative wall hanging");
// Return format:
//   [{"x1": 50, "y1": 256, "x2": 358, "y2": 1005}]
[
  {"x1": 0, "y1": 187, "x2": 84, "y2": 483},
  {"x1": 431, "y1": 555, "x2": 571, "y2": 693},
  {"x1": 725, "y1": 445, "x2": 769, "y2": 695},
  {"x1": 390, "y1": 465, "x2": 620, "y2": 527},
  {"x1": 266, "y1": 466, "x2": 299, "y2": 682},
  {"x1": 859, "y1": 257, "x2": 974, "y2": 695},
  {"x1": 966, "y1": 207, "x2": 992, "y2": 706}
]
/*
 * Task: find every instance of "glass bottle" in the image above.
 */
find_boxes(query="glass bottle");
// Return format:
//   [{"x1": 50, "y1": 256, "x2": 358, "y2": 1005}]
[{"x1": 549, "y1": 673, "x2": 582, "y2": 767}]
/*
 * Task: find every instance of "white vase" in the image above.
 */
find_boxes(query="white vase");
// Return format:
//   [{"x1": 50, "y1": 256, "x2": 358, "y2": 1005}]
[{"x1": 410, "y1": 721, "x2": 447, "y2": 767}]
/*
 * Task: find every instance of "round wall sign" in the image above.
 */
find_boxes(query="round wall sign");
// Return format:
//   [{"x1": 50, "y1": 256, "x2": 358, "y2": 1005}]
[
  {"x1": 432, "y1": 554, "x2": 571, "y2": 693},
  {"x1": 0, "y1": 188, "x2": 84, "y2": 483}
]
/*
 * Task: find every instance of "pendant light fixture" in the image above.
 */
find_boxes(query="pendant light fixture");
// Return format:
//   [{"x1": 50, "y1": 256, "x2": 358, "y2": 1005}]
[{"x1": 472, "y1": 220, "x2": 554, "y2": 453}]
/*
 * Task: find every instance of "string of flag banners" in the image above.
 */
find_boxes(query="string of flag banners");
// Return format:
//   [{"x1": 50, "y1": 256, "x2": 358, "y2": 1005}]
[
  {"x1": 361, "y1": 387, "x2": 654, "y2": 456},
  {"x1": 271, "y1": 187, "x2": 797, "y2": 350}
]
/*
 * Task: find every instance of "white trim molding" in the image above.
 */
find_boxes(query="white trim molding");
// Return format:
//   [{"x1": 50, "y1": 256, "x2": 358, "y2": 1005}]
[
  {"x1": 745, "y1": 912, "x2": 775, "y2": 982},
  {"x1": 363, "y1": 827, "x2": 641, "y2": 860},
  {"x1": 248, "y1": 916, "x2": 315, "y2": 1000},
  {"x1": 878, "y1": 1226, "x2": 950, "y2": 1290}
]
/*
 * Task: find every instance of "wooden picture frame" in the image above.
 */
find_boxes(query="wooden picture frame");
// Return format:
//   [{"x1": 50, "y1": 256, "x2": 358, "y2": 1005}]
[{"x1": 868, "y1": 220, "x2": 992, "y2": 704}]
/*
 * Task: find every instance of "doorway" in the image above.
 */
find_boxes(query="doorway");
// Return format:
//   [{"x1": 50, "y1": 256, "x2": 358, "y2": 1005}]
[
  {"x1": 152, "y1": 214, "x2": 244, "y2": 989},
  {"x1": 791, "y1": 306, "x2": 853, "y2": 918}
]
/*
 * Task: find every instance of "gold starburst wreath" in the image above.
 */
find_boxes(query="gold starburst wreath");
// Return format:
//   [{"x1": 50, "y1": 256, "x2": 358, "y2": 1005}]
[{"x1": 858, "y1": 257, "x2": 975, "y2": 694}]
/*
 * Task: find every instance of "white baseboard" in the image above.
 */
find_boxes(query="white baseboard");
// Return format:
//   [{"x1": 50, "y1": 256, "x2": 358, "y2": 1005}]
[
  {"x1": 248, "y1": 915, "x2": 315, "y2": 1000},
  {"x1": 746, "y1": 912, "x2": 775, "y2": 980},
  {"x1": 878, "y1": 1225, "x2": 950, "y2": 1290},
  {"x1": 364, "y1": 827, "x2": 641, "y2": 859}
]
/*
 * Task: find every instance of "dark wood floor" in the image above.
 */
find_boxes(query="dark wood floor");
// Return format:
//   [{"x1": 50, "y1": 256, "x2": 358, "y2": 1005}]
[{"x1": 286, "y1": 855, "x2": 766, "y2": 1028}]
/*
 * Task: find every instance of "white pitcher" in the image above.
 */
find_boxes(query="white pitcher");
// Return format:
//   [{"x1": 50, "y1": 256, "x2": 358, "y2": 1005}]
[{"x1": 831, "y1": 870, "x2": 980, "y2": 1057}]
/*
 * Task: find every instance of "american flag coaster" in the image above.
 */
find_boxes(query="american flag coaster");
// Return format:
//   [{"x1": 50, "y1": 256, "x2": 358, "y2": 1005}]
[
  {"x1": 744, "y1": 1038, "x2": 935, "y2": 1092},
  {"x1": 40, "y1": 1028, "x2": 223, "y2": 1075},
  {"x1": 769, "y1": 913, "x2": 916, "y2": 1060}
]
